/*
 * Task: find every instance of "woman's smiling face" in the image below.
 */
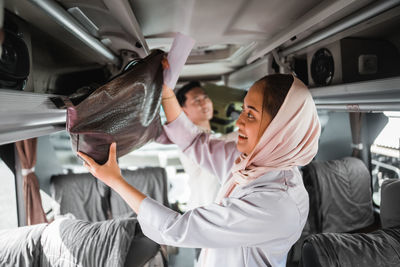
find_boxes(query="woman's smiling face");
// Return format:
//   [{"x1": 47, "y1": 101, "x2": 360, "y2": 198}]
[{"x1": 236, "y1": 81, "x2": 272, "y2": 155}]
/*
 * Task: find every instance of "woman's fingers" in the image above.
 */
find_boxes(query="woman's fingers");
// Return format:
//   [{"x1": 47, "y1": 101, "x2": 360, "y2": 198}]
[
  {"x1": 162, "y1": 57, "x2": 170, "y2": 70},
  {"x1": 108, "y1": 142, "x2": 117, "y2": 162}
]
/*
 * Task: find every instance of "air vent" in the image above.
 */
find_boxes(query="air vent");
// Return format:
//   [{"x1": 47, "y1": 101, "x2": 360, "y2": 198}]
[
  {"x1": 307, "y1": 38, "x2": 400, "y2": 87},
  {"x1": 310, "y1": 48, "x2": 334, "y2": 86}
]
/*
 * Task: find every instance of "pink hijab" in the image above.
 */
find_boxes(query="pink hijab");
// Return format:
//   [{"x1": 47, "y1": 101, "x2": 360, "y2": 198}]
[{"x1": 216, "y1": 75, "x2": 321, "y2": 202}]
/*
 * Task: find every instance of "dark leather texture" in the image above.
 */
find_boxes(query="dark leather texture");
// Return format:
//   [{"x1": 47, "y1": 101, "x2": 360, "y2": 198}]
[{"x1": 66, "y1": 50, "x2": 165, "y2": 164}]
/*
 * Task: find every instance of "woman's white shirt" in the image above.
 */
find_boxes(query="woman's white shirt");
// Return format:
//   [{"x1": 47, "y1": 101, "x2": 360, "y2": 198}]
[
  {"x1": 179, "y1": 128, "x2": 238, "y2": 210},
  {"x1": 139, "y1": 112, "x2": 309, "y2": 267}
]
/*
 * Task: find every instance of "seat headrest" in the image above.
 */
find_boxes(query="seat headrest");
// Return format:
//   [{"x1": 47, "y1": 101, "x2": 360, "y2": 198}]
[
  {"x1": 301, "y1": 228, "x2": 400, "y2": 267},
  {"x1": 302, "y1": 156, "x2": 374, "y2": 233},
  {"x1": 381, "y1": 179, "x2": 400, "y2": 228}
]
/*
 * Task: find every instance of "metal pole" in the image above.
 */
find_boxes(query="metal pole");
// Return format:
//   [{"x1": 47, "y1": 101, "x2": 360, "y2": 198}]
[
  {"x1": 0, "y1": 90, "x2": 66, "y2": 145},
  {"x1": 29, "y1": 0, "x2": 120, "y2": 66},
  {"x1": 0, "y1": 125, "x2": 65, "y2": 146},
  {"x1": 281, "y1": 0, "x2": 400, "y2": 57}
]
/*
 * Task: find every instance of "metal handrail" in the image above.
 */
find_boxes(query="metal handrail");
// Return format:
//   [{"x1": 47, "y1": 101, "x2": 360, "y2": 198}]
[
  {"x1": 371, "y1": 159, "x2": 400, "y2": 178},
  {"x1": 281, "y1": 0, "x2": 400, "y2": 57},
  {"x1": 0, "y1": 90, "x2": 66, "y2": 145},
  {"x1": 29, "y1": 0, "x2": 120, "y2": 66}
]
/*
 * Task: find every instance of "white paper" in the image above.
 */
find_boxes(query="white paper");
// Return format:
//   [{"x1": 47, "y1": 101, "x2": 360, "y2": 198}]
[{"x1": 163, "y1": 32, "x2": 196, "y2": 89}]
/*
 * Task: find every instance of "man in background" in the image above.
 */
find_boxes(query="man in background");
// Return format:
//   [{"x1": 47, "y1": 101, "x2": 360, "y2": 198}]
[{"x1": 175, "y1": 81, "x2": 236, "y2": 210}]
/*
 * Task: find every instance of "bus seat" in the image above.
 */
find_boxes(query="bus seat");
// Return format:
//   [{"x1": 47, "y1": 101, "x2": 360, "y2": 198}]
[
  {"x1": 110, "y1": 167, "x2": 170, "y2": 218},
  {"x1": 50, "y1": 172, "x2": 111, "y2": 221},
  {"x1": 288, "y1": 157, "x2": 375, "y2": 265},
  {"x1": 50, "y1": 167, "x2": 169, "y2": 266},
  {"x1": 300, "y1": 179, "x2": 400, "y2": 267},
  {"x1": 0, "y1": 217, "x2": 154, "y2": 267},
  {"x1": 380, "y1": 179, "x2": 400, "y2": 228},
  {"x1": 124, "y1": 225, "x2": 165, "y2": 267},
  {"x1": 50, "y1": 167, "x2": 170, "y2": 221},
  {"x1": 302, "y1": 157, "x2": 374, "y2": 234}
]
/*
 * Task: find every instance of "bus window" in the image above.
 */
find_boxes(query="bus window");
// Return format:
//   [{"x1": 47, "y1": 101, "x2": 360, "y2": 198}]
[
  {"x1": 0, "y1": 159, "x2": 18, "y2": 230},
  {"x1": 371, "y1": 112, "x2": 400, "y2": 206}
]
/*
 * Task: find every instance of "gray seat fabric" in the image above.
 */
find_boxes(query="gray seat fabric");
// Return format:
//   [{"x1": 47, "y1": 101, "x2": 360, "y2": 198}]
[
  {"x1": 288, "y1": 157, "x2": 375, "y2": 264},
  {"x1": 51, "y1": 172, "x2": 111, "y2": 221},
  {"x1": 301, "y1": 241, "x2": 322, "y2": 267},
  {"x1": 50, "y1": 168, "x2": 168, "y2": 266},
  {"x1": 0, "y1": 218, "x2": 138, "y2": 267},
  {"x1": 380, "y1": 179, "x2": 400, "y2": 228},
  {"x1": 301, "y1": 228, "x2": 400, "y2": 267},
  {"x1": 110, "y1": 167, "x2": 169, "y2": 218},
  {"x1": 0, "y1": 223, "x2": 47, "y2": 267},
  {"x1": 51, "y1": 167, "x2": 170, "y2": 220},
  {"x1": 40, "y1": 218, "x2": 137, "y2": 267},
  {"x1": 301, "y1": 179, "x2": 400, "y2": 267},
  {"x1": 124, "y1": 225, "x2": 162, "y2": 267},
  {"x1": 302, "y1": 157, "x2": 374, "y2": 234}
]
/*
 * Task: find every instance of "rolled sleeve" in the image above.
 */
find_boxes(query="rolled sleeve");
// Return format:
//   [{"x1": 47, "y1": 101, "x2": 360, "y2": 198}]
[
  {"x1": 137, "y1": 192, "x2": 302, "y2": 249},
  {"x1": 137, "y1": 197, "x2": 179, "y2": 244},
  {"x1": 162, "y1": 112, "x2": 203, "y2": 150}
]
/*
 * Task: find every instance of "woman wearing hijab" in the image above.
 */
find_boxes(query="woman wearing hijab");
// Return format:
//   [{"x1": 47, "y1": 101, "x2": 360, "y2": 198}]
[{"x1": 78, "y1": 73, "x2": 321, "y2": 267}]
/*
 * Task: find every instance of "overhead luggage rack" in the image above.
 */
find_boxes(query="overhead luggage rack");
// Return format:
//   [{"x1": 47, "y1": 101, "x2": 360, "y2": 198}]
[
  {"x1": 28, "y1": 0, "x2": 121, "y2": 66},
  {"x1": 0, "y1": 90, "x2": 66, "y2": 145},
  {"x1": 310, "y1": 76, "x2": 400, "y2": 112}
]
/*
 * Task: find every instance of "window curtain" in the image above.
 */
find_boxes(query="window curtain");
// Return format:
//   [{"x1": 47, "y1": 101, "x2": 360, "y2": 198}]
[{"x1": 15, "y1": 138, "x2": 48, "y2": 225}]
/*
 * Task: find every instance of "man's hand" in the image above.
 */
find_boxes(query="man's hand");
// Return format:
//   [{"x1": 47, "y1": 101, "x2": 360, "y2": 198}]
[{"x1": 78, "y1": 142, "x2": 123, "y2": 188}]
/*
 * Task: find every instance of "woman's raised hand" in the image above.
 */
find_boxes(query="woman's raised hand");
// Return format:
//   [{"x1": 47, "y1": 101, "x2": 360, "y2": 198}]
[
  {"x1": 160, "y1": 56, "x2": 182, "y2": 123},
  {"x1": 162, "y1": 56, "x2": 173, "y2": 92},
  {"x1": 78, "y1": 143, "x2": 123, "y2": 188},
  {"x1": 162, "y1": 56, "x2": 170, "y2": 71},
  {"x1": 79, "y1": 143, "x2": 147, "y2": 213}
]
